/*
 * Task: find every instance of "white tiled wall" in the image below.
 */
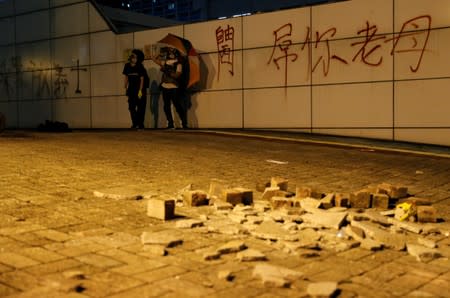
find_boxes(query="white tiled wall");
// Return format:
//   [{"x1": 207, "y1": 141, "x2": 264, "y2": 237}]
[{"x1": 0, "y1": 0, "x2": 449, "y2": 146}]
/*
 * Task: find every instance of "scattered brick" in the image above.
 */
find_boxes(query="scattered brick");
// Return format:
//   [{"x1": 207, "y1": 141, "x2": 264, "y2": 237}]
[
  {"x1": 407, "y1": 243, "x2": 442, "y2": 262},
  {"x1": 350, "y1": 190, "x2": 371, "y2": 209},
  {"x1": 261, "y1": 186, "x2": 280, "y2": 200},
  {"x1": 335, "y1": 193, "x2": 350, "y2": 207},
  {"x1": 417, "y1": 206, "x2": 437, "y2": 223},
  {"x1": 320, "y1": 193, "x2": 335, "y2": 209},
  {"x1": 183, "y1": 190, "x2": 209, "y2": 207},
  {"x1": 222, "y1": 188, "x2": 253, "y2": 205},
  {"x1": 270, "y1": 196, "x2": 293, "y2": 210},
  {"x1": 295, "y1": 186, "x2": 322, "y2": 199},
  {"x1": 253, "y1": 264, "x2": 303, "y2": 288},
  {"x1": 377, "y1": 183, "x2": 408, "y2": 199},
  {"x1": 147, "y1": 198, "x2": 175, "y2": 220},
  {"x1": 372, "y1": 193, "x2": 390, "y2": 209}
]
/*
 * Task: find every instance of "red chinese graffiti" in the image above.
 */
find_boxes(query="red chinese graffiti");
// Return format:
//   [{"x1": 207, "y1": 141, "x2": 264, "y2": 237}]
[
  {"x1": 351, "y1": 21, "x2": 386, "y2": 66},
  {"x1": 267, "y1": 23, "x2": 298, "y2": 86},
  {"x1": 386, "y1": 15, "x2": 431, "y2": 73},
  {"x1": 264, "y1": 15, "x2": 432, "y2": 81},
  {"x1": 216, "y1": 24, "x2": 235, "y2": 81}
]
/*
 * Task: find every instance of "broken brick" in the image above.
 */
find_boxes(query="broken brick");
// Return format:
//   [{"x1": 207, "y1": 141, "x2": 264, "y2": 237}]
[
  {"x1": 372, "y1": 193, "x2": 390, "y2": 209},
  {"x1": 417, "y1": 206, "x2": 437, "y2": 223},
  {"x1": 147, "y1": 198, "x2": 175, "y2": 220},
  {"x1": 350, "y1": 190, "x2": 371, "y2": 209},
  {"x1": 183, "y1": 190, "x2": 209, "y2": 207}
]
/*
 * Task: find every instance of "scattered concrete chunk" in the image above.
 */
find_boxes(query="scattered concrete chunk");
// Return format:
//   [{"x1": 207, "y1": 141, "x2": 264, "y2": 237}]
[
  {"x1": 271, "y1": 177, "x2": 289, "y2": 191},
  {"x1": 351, "y1": 220, "x2": 406, "y2": 250},
  {"x1": 175, "y1": 219, "x2": 204, "y2": 229},
  {"x1": 298, "y1": 198, "x2": 321, "y2": 210},
  {"x1": 301, "y1": 210, "x2": 348, "y2": 230},
  {"x1": 216, "y1": 240, "x2": 247, "y2": 254},
  {"x1": 253, "y1": 264, "x2": 303, "y2": 288},
  {"x1": 345, "y1": 225, "x2": 365, "y2": 242},
  {"x1": 360, "y1": 238, "x2": 383, "y2": 251},
  {"x1": 262, "y1": 186, "x2": 280, "y2": 201},
  {"x1": 147, "y1": 198, "x2": 175, "y2": 220},
  {"x1": 252, "y1": 221, "x2": 299, "y2": 241},
  {"x1": 183, "y1": 190, "x2": 209, "y2": 207},
  {"x1": 407, "y1": 243, "x2": 442, "y2": 262},
  {"x1": 140, "y1": 231, "x2": 183, "y2": 248},
  {"x1": 388, "y1": 218, "x2": 423, "y2": 234},
  {"x1": 307, "y1": 281, "x2": 338, "y2": 298},
  {"x1": 236, "y1": 249, "x2": 267, "y2": 262},
  {"x1": 319, "y1": 193, "x2": 335, "y2": 209}
]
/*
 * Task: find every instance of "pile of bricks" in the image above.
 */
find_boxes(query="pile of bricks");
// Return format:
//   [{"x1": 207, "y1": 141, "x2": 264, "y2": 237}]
[{"x1": 144, "y1": 177, "x2": 447, "y2": 265}]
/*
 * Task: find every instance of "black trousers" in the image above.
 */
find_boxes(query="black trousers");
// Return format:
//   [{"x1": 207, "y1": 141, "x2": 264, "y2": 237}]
[
  {"x1": 161, "y1": 87, "x2": 187, "y2": 128},
  {"x1": 128, "y1": 92, "x2": 146, "y2": 128}
]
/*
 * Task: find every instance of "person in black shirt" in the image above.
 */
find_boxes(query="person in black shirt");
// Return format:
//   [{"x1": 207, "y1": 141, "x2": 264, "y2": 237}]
[{"x1": 123, "y1": 49, "x2": 148, "y2": 129}]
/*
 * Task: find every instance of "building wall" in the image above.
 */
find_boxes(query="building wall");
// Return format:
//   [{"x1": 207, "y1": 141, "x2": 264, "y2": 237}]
[{"x1": 0, "y1": 0, "x2": 449, "y2": 146}]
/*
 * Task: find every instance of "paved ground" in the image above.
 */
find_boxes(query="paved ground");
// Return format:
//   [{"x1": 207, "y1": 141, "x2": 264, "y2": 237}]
[{"x1": 0, "y1": 129, "x2": 449, "y2": 297}]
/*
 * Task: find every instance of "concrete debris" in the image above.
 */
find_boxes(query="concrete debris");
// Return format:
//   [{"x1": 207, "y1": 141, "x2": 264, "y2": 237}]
[
  {"x1": 417, "y1": 206, "x2": 437, "y2": 223},
  {"x1": 377, "y1": 182, "x2": 408, "y2": 199},
  {"x1": 320, "y1": 193, "x2": 335, "y2": 209},
  {"x1": 351, "y1": 220, "x2": 406, "y2": 250},
  {"x1": 253, "y1": 264, "x2": 303, "y2": 288},
  {"x1": 252, "y1": 221, "x2": 299, "y2": 241},
  {"x1": 295, "y1": 186, "x2": 322, "y2": 199},
  {"x1": 262, "y1": 186, "x2": 280, "y2": 201},
  {"x1": 142, "y1": 244, "x2": 167, "y2": 256},
  {"x1": 307, "y1": 281, "x2": 338, "y2": 298},
  {"x1": 301, "y1": 210, "x2": 348, "y2": 230},
  {"x1": 350, "y1": 190, "x2": 371, "y2": 209},
  {"x1": 222, "y1": 188, "x2": 253, "y2": 205}
]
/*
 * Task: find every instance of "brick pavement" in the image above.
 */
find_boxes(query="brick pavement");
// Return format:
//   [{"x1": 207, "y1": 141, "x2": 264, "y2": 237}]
[{"x1": 0, "y1": 130, "x2": 449, "y2": 297}]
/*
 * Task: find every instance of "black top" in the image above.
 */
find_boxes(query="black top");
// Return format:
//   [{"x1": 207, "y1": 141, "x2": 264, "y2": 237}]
[{"x1": 123, "y1": 63, "x2": 147, "y2": 95}]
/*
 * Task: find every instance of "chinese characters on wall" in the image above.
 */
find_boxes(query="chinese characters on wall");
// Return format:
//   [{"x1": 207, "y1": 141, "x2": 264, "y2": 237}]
[{"x1": 215, "y1": 15, "x2": 431, "y2": 85}]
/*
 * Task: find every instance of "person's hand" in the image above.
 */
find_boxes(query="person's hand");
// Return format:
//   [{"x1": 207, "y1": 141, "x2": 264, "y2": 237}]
[{"x1": 138, "y1": 90, "x2": 143, "y2": 99}]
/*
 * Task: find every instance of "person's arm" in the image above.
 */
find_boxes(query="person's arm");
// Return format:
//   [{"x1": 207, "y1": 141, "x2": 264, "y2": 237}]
[{"x1": 124, "y1": 75, "x2": 128, "y2": 90}]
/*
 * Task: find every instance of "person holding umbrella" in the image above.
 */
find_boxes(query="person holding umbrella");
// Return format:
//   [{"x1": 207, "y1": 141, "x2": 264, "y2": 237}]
[
  {"x1": 123, "y1": 49, "x2": 148, "y2": 129},
  {"x1": 151, "y1": 47, "x2": 188, "y2": 129}
]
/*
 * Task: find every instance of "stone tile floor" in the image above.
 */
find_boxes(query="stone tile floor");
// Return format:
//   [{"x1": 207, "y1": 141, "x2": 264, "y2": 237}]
[{"x1": 0, "y1": 129, "x2": 449, "y2": 297}]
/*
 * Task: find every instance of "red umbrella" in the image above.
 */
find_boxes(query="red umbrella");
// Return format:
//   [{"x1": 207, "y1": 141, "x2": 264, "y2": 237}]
[{"x1": 157, "y1": 33, "x2": 200, "y2": 88}]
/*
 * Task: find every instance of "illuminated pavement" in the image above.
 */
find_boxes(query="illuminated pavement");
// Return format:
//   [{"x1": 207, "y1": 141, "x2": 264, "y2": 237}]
[{"x1": 0, "y1": 129, "x2": 449, "y2": 297}]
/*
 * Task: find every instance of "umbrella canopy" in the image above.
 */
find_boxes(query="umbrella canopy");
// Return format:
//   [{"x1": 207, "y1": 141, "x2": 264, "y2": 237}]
[{"x1": 157, "y1": 33, "x2": 200, "y2": 88}]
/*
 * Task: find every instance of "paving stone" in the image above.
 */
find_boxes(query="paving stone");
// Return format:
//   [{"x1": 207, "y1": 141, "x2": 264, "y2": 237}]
[
  {"x1": 140, "y1": 231, "x2": 183, "y2": 248},
  {"x1": 360, "y1": 238, "x2": 383, "y2": 251},
  {"x1": 251, "y1": 221, "x2": 299, "y2": 241},
  {"x1": 142, "y1": 245, "x2": 168, "y2": 256},
  {"x1": 261, "y1": 186, "x2": 280, "y2": 201},
  {"x1": 183, "y1": 190, "x2": 209, "y2": 207},
  {"x1": 407, "y1": 244, "x2": 442, "y2": 262},
  {"x1": 350, "y1": 190, "x2": 371, "y2": 208},
  {"x1": 307, "y1": 281, "x2": 338, "y2": 297},
  {"x1": 0, "y1": 252, "x2": 40, "y2": 269},
  {"x1": 377, "y1": 183, "x2": 408, "y2": 199},
  {"x1": 372, "y1": 193, "x2": 390, "y2": 209},
  {"x1": 417, "y1": 237, "x2": 437, "y2": 249},
  {"x1": 334, "y1": 193, "x2": 350, "y2": 208},
  {"x1": 320, "y1": 193, "x2": 335, "y2": 209},
  {"x1": 270, "y1": 177, "x2": 289, "y2": 191},
  {"x1": 351, "y1": 220, "x2": 406, "y2": 250},
  {"x1": 301, "y1": 210, "x2": 348, "y2": 230},
  {"x1": 236, "y1": 249, "x2": 267, "y2": 262},
  {"x1": 253, "y1": 264, "x2": 303, "y2": 288},
  {"x1": 270, "y1": 196, "x2": 293, "y2": 210},
  {"x1": 296, "y1": 186, "x2": 322, "y2": 199},
  {"x1": 216, "y1": 240, "x2": 247, "y2": 254},
  {"x1": 175, "y1": 219, "x2": 204, "y2": 229},
  {"x1": 147, "y1": 198, "x2": 175, "y2": 220},
  {"x1": 388, "y1": 218, "x2": 423, "y2": 234},
  {"x1": 222, "y1": 188, "x2": 253, "y2": 205},
  {"x1": 417, "y1": 206, "x2": 438, "y2": 223}
]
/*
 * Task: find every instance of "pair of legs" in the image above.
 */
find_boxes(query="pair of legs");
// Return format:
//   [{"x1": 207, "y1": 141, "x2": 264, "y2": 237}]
[
  {"x1": 161, "y1": 88, "x2": 188, "y2": 128},
  {"x1": 128, "y1": 93, "x2": 146, "y2": 128}
]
